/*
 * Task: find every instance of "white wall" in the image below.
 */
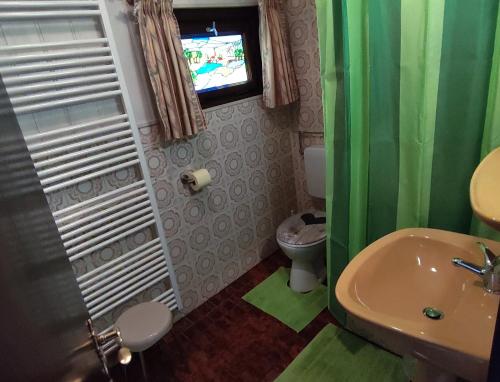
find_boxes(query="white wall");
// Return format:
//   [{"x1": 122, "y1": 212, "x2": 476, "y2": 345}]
[
  {"x1": 104, "y1": 0, "x2": 157, "y2": 126},
  {"x1": 103, "y1": 0, "x2": 259, "y2": 126}
]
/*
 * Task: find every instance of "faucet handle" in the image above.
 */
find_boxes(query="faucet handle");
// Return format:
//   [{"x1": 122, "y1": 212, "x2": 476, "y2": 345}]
[
  {"x1": 476, "y1": 242, "x2": 497, "y2": 268},
  {"x1": 452, "y1": 257, "x2": 486, "y2": 275}
]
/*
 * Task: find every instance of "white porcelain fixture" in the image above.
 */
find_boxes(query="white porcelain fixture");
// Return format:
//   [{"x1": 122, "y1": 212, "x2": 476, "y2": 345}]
[
  {"x1": 276, "y1": 145, "x2": 326, "y2": 292},
  {"x1": 470, "y1": 147, "x2": 500, "y2": 231},
  {"x1": 116, "y1": 301, "x2": 173, "y2": 352},
  {"x1": 116, "y1": 301, "x2": 173, "y2": 377}
]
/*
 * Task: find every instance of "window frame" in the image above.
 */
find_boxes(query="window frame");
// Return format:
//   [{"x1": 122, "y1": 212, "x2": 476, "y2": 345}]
[{"x1": 175, "y1": 6, "x2": 263, "y2": 109}]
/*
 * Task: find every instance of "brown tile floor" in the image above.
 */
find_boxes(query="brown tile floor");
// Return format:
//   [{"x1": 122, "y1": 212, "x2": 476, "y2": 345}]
[{"x1": 111, "y1": 251, "x2": 338, "y2": 382}]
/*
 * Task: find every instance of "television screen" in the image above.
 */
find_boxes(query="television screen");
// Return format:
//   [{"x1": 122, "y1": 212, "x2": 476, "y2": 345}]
[{"x1": 181, "y1": 34, "x2": 249, "y2": 94}]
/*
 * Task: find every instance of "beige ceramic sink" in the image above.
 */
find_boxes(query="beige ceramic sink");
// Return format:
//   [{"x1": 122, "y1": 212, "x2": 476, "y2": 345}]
[
  {"x1": 471, "y1": 147, "x2": 500, "y2": 231},
  {"x1": 336, "y1": 228, "x2": 500, "y2": 382}
]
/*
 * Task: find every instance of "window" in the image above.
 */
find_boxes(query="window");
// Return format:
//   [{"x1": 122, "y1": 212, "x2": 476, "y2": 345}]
[{"x1": 175, "y1": 7, "x2": 263, "y2": 108}]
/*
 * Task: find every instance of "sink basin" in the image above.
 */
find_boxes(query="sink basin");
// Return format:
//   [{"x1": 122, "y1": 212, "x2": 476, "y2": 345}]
[
  {"x1": 336, "y1": 228, "x2": 500, "y2": 382},
  {"x1": 470, "y1": 147, "x2": 500, "y2": 231}
]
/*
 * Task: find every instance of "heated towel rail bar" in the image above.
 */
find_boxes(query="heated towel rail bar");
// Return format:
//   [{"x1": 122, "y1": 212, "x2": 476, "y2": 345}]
[{"x1": 0, "y1": 0, "x2": 182, "y2": 354}]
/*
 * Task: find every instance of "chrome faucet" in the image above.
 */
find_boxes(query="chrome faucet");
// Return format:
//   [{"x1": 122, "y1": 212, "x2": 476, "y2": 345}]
[{"x1": 452, "y1": 242, "x2": 500, "y2": 294}]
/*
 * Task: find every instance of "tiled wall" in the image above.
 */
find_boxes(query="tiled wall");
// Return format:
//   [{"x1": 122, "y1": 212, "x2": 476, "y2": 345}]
[
  {"x1": 285, "y1": 0, "x2": 325, "y2": 210},
  {"x1": 136, "y1": 0, "x2": 325, "y2": 315},
  {"x1": 5, "y1": 0, "x2": 324, "y2": 324},
  {"x1": 140, "y1": 97, "x2": 298, "y2": 314}
]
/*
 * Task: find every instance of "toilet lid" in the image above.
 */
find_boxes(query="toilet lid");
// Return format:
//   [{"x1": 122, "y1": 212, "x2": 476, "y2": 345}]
[
  {"x1": 115, "y1": 301, "x2": 173, "y2": 352},
  {"x1": 276, "y1": 210, "x2": 326, "y2": 246}
]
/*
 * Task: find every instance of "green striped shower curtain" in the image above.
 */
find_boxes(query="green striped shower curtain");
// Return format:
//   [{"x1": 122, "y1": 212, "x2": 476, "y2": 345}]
[{"x1": 316, "y1": 0, "x2": 500, "y2": 324}]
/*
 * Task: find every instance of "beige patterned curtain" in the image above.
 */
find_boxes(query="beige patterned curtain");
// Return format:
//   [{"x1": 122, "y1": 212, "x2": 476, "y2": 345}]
[
  {"x1": 258, "y1": 0, "x2": 299, "y2": 108},
  {"x1": 137, "y1": 0, "x2": 206, "y2": 143}
]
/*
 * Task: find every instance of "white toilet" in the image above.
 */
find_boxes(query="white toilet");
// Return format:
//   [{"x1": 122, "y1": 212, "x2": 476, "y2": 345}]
[{"x1": 276, "y1": 145, "x2": 326, "y2": 293}]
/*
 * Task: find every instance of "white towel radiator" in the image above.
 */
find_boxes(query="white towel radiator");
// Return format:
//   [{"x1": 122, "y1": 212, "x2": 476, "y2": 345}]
[{"x1": 0, "y1": 0, "x2": 181, "y2": 354}]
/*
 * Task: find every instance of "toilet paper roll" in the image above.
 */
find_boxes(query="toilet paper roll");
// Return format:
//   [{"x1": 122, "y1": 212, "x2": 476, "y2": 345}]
[{"x1": 183, "y1": 169, "x2": 212, "y2": 191}]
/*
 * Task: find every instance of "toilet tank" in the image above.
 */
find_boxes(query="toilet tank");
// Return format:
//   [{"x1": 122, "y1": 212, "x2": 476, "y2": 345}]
[{"x1": 304, "y1": 145, "x2": 326, "y2": 199}]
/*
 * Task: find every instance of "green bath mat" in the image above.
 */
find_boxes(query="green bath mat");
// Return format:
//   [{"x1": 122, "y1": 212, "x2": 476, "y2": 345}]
[
  {"x1": 242, "y1": 267, "x2": 327, "y2": 332},
  {"x1": 275, "y1": 324, "x2": 406, "y2": 382}
]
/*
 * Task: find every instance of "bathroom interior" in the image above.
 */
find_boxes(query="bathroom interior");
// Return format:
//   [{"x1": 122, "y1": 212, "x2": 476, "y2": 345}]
[{"x1": 1, "y1": 0, "x2": 500, "y2": 381}]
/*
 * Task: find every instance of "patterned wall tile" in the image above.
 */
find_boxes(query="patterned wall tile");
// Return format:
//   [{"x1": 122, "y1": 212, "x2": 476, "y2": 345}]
[
  {"x1": 91, "y1": 0, "x2": 325, "y2": 317},
  {"x1": 196, "y1": 130, "x2": 219, "y2": 158},
  {"x1": 180, "y1": 289, "x2": 201, "y2": 313},
  {"x1": 45, "y1": 0, "x2": 323, "y2": 323},
  {"x1": 71, "y1": 2, "x2": 322, "y2": 327},
  {"x1": 4, "y1": 10, "x2": 321, "y2": 332},
  {"x1": 200, "y1": 274, "x2": 221, "y2": 300},
  {"x1": 221, "y1": 260, "x2": 241, "y2": 286},
  {"x1": 140, "y1": 96, "x2": 299, "y2": 314},
  {"x1": 207, "y1": 187, "x2": 228, "y2": 213},
  {"x1": 168, "y1": 237, "x2": 188, "y2": 266},
  {"x1": 195, "y1": 249, "x2": 217, "y2": 277},
  {"x1": 224, "y1": 151, "x2": 244, "y2": 177},
  {"x1": 285, "y1": 0, "x2": 325, "y2": 211},
  {"x1": 169, "y1": 140, "x2": 195, "y2": 167},
  {"x1": 152, "y1": 179, "x2": 175, "y2": 210},
  {"x1": 239, "y1": 248, "x2": 260, "y2": 273}
]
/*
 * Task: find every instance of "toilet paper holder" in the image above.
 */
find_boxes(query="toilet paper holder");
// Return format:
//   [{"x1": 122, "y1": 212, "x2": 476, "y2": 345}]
[
  {"x1": 180, "y1": 169, "x2": 212, "y2": 192},
  {"x1": 180, "y1": 171, "x2": 196, "y2": 185}
]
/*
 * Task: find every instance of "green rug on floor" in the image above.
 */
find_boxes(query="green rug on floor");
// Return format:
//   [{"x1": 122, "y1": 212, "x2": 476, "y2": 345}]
[
  {"x1": 275, "y1": 324, "x2": 406, "y2": 382},
  {"x1": 242, "y1": 267, "x2": 327, "y2": 332}
]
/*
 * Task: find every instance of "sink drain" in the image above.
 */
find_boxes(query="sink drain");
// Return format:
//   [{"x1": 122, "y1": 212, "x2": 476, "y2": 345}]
[{"x1": 423, "y1": 307, "x2": 444, "y2": 320}]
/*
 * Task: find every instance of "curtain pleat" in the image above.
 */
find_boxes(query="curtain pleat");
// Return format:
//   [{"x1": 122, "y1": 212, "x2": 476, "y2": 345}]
[
  {"x1": 259, "y1": 0, "x2": 299, "y2": 108},
  {"x1": 366, "y1": 0, "x2": 400, "y2": 244},
  {"x1": 316, "y1": 0, "x2": 500, "y2": 324},
  {"x1": 343, "y1": 0, "x2": 370, "y2": 259},
  {"x1": 316, "y1": 0, "x2": 348, "y2": 325},
  {"x1": 428, "y1": 0, "x2": 497, "y2": 233},
  {"x1": 397, "y1": 0, "x2": 444, "y2": 230},
  {"x1": 137, "y1": 0, "x2": 206, "y2": 143}
]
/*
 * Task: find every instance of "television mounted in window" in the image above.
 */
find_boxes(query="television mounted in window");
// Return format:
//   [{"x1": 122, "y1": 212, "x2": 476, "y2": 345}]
[
  {"x1": 181, "y1": 34, "x2": 249, "y2": 94},
  {"x1": 175, "y1": 7, "x2": 263, "y2": 108}
]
